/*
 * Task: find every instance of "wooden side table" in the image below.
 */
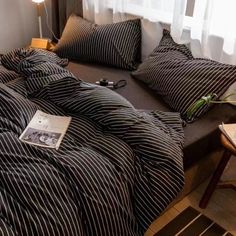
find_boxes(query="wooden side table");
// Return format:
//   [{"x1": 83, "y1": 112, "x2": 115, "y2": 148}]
[{"x1": 199, "y1": 133, "x2": 236, "y2": 209}]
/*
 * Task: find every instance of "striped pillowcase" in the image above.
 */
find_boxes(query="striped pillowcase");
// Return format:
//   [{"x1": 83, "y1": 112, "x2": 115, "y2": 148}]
[
  {"x1": 54, "y1": 14, "x2": 141, "y2": 70},
  {"x1": 132, "y1": 30, "x2": 236, "y2": 122}
]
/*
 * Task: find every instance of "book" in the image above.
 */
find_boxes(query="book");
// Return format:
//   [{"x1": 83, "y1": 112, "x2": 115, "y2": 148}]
[
  {"x1": 19, "y1": 110, "x2": 71, "y2": 150},
  {"x1": 219, "y1": 122, "x2": 236, "y2": 149}
]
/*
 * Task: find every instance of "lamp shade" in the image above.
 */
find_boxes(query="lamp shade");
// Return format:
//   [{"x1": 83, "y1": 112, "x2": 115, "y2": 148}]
[{"x1": 32, "y1": 0, "x2": 44, "y2": 3}]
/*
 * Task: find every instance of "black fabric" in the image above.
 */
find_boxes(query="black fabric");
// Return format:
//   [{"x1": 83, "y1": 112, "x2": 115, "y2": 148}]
[
  {"x1": 51, "y1": 0, "x2": 83, "y2": 40},
  {"x1": 66, "y1": 61, "x2": 236, "y2": 170},
  {"x1": 1, "y1": 48, "x2": 69, "y2": 72},
  {"x1": 0, "y1": 65, "x2": 19, "y2": 84},
  {"x1": 0, "y1": 48, "x2": 184, "y2": 236},
  {"x1": 132, "y1": 29, "x2": 236, "y2": 122},
  {"x1": 1, "y1": 48, "x2": 70, "y2": 95},
  {"x1": 54, "y1": 14, "x2": 141, "y2": 70}
]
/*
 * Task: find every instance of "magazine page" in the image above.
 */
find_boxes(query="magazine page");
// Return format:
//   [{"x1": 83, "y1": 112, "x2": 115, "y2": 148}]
[
  {"x1": 219, "y1": 123, "x2": 236, "y2": 148},
  {"x1": 19, "y1": 110, "x2": 71, "y2": 150}
]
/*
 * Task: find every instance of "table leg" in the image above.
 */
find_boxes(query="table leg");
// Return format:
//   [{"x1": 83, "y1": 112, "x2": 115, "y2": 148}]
[{"x1": 199, "y1": 150, "x2": 231, "y2": 209}]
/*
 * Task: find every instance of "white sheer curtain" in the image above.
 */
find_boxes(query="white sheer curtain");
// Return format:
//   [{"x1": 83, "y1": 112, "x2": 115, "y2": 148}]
[
  {"x1": 82, "y1": 0, "x2": 187, "y2": 59},
  {"x1": 83, "y1": 0, "x2": 236, "y2": 64},
  {"x1": 190, "y1": 0, "x2": 236, "y2": 64},
  {"x1": 83, "y1": 0, "x2": 187, "y2": 26}
]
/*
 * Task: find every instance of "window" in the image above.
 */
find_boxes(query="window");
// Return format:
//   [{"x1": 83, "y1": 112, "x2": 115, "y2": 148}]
[{"x1": 106, "y1": 0, "x2": 194, "y2": 28}]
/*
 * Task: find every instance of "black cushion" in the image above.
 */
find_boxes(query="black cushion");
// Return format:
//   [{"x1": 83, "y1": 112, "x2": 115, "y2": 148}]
[
  {"x1": 132, "y1": 30, "x2": 236, "y2": 122},
  {"x1": 54, "y1": 14, "x2": 141, "y2": 70}
]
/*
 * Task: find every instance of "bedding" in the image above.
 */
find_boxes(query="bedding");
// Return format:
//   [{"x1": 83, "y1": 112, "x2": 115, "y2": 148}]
[
  {"x1": 131, "y1": 30, "x2": 236, "y2": 122},
  {"x1": 54, "y1": 14, "x2": 141, "y2": 70},
  {"x1": 0, "y1": 64, "x2": 19, "y2": 83},
  {"x1": 66, "y1": 61, "x2": 236, "y2": 170},
  {"x1": 0, "y1": 48, "x2": 184, "y2": 235}
]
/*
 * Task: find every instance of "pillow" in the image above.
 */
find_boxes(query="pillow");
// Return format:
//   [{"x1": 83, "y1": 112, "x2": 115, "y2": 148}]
[
  {"x1": 140, "y1": 19, "x2": 163, "y2": 61},
  {"x1": 221, "y1": 81, "x2": 236, "y2": 105},
  {"x1": 54, "y1": 14, "x2": 141, "y2": 70},
  {"x1": 132, "y1": 29, "x2": 236, "y2": 122}
]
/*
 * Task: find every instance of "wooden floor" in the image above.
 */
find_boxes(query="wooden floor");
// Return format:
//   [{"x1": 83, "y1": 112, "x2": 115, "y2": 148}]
[{"x1": 145, "y1": 157, "x2": 236, "y2": 236}]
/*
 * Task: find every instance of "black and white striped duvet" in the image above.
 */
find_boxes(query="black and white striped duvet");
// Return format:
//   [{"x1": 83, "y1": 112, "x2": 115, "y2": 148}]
[{"x1": 0, "y1": 48, "x2": 184, "y2": 236}]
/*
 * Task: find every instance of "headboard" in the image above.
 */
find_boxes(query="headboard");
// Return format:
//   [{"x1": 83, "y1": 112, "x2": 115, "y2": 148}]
[{"x1": 51, "y1": 0, "x2": 83, "y2": 41}]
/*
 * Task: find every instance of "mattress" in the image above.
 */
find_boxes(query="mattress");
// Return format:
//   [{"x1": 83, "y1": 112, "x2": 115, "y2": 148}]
[{"x1": 66, "y1": 61, "x2": 236, "y2": 169}]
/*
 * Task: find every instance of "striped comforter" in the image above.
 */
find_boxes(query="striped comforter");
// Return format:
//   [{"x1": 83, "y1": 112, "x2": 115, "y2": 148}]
[{"x1": 0, "y1": 48, "x2": 184, "y2": 236}]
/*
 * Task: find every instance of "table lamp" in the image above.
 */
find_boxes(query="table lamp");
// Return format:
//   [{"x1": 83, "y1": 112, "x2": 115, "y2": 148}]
[
  {"x1": 31, "y1": 0, "x2": 49, "y2": 49},
  {"x1": 32, "y1": 0, "x2": 44, "y2": 38}
]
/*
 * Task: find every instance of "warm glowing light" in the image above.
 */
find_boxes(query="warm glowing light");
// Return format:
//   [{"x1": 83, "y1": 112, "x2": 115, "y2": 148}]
[{"x1": 32, "y1": 0, "x2": 44, "y2": 3}]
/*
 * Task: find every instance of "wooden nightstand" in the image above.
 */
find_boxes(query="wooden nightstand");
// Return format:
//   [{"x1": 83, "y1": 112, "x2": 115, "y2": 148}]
[
  {"x1": 199, "y1": 133, "x2": 236, "y2": 209},
  {"x1": 30, "y1": 38, "x2": 56, "y2": 51}
]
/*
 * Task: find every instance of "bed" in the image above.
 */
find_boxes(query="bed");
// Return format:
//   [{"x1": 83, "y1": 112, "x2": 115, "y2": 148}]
[
  {"x1": 0, "y1": 48, "x2": 185, "y2": 235},
  {"x1": 66, "y1": 61, "x2": 236, "y2": 169},
  {"x1": 2, "y1": 7, "x2": 236, "y2": 235},
  {"x1": 49, "y1": 0, "x2": 236, "y2": 171}
]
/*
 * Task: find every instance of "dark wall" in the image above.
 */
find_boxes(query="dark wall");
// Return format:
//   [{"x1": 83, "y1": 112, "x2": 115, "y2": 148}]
[{"x1": 51, "y1": 0, "x2": 82, "y2": 40}]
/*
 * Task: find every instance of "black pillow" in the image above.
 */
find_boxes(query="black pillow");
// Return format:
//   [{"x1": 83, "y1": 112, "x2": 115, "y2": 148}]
[
  {"x1": 54, "y1": 14, "x2": 141, "y2": 70},
  {"x1": 132, "y1": 30, "x2": 236, "y2": 122}
]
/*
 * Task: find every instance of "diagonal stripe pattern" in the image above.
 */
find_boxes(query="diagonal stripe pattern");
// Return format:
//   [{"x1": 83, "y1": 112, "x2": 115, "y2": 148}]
[
  {"x1": 54, "y1": 15, "x2": 141, "y2": 70},
  {"x1": 1, "y1": 48, "x2": 184, "y2": 236},
  {"x1": 132, "y1": 30, "x2": 236, "y2": 122}
]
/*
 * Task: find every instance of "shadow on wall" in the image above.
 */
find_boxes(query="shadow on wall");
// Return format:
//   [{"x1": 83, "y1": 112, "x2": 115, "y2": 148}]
[{"x1": 0, "y1": 0, "x2": 38, "y2": 54}]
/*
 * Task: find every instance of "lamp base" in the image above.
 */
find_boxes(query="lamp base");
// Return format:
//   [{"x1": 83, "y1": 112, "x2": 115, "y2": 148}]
[{"x1": 30, "y1": 38, "x2": 49, "y2": 50}]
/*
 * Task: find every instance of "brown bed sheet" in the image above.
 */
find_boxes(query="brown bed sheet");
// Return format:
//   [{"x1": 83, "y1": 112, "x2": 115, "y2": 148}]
[{"x1": 66, "y1": 61, "x2": 236, "y2": 170}]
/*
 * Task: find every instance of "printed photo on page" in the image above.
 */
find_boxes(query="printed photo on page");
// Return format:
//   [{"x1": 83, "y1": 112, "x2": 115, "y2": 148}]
[{"x1": 19, "y1": 110, "x2": 71, "y2": 150}]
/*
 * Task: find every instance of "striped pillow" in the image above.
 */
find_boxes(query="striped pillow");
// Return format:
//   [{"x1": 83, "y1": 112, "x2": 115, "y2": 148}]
[
  {"x1": 54, "y1": 14, "x2": 141, "y2": 70},
  {"x1": 132, "y1": 30, "x2": 236, "y2": 122}
]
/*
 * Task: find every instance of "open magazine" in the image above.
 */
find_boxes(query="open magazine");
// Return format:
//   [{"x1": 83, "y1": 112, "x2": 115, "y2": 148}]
[
  {"x1": 19, "y1": 110, "x2": 71, "y2": 150},
  {"x1": 219, "y1": 122, "x2": 236, "y2": 149}
]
